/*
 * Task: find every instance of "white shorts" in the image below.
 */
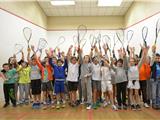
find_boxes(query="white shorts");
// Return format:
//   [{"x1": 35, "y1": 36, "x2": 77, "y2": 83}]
[
  {"x1": 101, "y1": 81, "x2": 113, "y2": 92},
  {"x1": 127, "y1": 80, "x2": 140, "y2": 89}
]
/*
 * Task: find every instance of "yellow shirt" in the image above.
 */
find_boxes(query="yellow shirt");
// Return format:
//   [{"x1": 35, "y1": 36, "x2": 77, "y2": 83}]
[{"x1": 17, "y1": 66, "x2": 31, "y2": 84}]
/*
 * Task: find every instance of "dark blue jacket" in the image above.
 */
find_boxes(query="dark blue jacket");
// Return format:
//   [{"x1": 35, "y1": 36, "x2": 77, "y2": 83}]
[
  {"x1": 49, "y1": 58, "x2": 67, "y2": 81},
  {"x1": 151, "y1": 62, "x2": 160, "y2": 81}
]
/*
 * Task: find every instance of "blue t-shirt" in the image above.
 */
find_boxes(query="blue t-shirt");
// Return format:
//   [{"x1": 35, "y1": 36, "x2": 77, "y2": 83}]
[{"x1": 156, "y1": 64, "x2": 160, "y2": 79}]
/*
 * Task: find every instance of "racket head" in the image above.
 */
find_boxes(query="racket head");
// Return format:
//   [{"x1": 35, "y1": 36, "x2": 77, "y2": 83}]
[
  {"x1": 102, "y1": 35, "x2": 111, "y2": 44},
  {"x1": 142, "y1": 26, "x2": 148, "y2": 46},
  {"x1": 56, "y1": 36, "x2": 65, "y2": 48},
  {"x1": 14, "y1": 43, "x2": 23, "y2": 55},
  {"x1": 37, "y1": 38, "x2": 48, "y2": 51},
  {"x1": 127, "y1": 30, "x2": 134, "y2": 45},
  {"x1": 81, "y1": 38, "x2": 87, "y2": 48},
  {"x1": 112, "y1": 34, "x2": 119, "y2": 51},
  {"x1": 77, "y1": 24, "x2": 87, "y2": 44},
  {"x1": 116, "y1": 28, "x2": 125, "y2": 47},
  {"x1": 73, "y1": 35, "x2": 78, "y2": 46},
  {"x1": 89, "y1": 34, "x2": 95, "y2": 47},
  {"x1": 23, "y1": 27, "x2": 32, "y2": 42},
  {"x1": 155, "y1": 18, "x2": 160, "y2": 44}
]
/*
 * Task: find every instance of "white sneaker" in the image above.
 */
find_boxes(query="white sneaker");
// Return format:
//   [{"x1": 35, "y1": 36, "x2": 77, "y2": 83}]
[
  {"x1": 112, "y1": 105, "x2": 118, "y2": 111},
  {"x1": 144, "y1": 103, "x2": 150, "y2": 108},
  {"x1": 43, "y1": 101, "x2": 47, "y2": 105},
  {"x1": 86, "y1": 105, "x2": 92, "y2": 110},
  {"x1": 108, "y1": 101, "x2": 111, "y2": 105},
  {"x1": 103, "y1": 101, "x2": 108, "y2": 107}
]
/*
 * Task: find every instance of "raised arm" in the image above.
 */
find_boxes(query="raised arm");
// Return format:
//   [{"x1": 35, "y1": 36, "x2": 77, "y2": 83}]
[
  {"x1": 150, "y1": 45, "x2": 156, "y2": 66},
  {"x1": 138, "y1": 46, "x2": 149, "y2": 69},
  {"x1": 27, "y1": 47, "x2": 32, "y2": 65},
  {"x1": 67, "y1": 45, "x2": 73, "y2": 63}
]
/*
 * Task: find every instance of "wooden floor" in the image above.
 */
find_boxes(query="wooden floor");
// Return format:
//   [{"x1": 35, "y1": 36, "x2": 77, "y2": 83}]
[{"x1": 0, "y1": 103, "x2": 160, "y2": 120}]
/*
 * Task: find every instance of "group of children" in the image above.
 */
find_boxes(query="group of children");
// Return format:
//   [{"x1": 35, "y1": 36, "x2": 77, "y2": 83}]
[{"x1": 0, "y1": 42, "x2": 160, "y2": 111}]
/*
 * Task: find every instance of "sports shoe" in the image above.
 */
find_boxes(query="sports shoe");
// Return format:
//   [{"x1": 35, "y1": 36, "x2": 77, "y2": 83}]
[
  {"x1": 42, "y1": 105, "x2": 48, "y2": 110},
  {"x1": 117, "y1": 105, "x2": 122, "y2": 110},
  {"x1": 103, "y1": 101, "x2": 108, "y2": 108},
  {"x1": 144, "y1": 103, "x2": 149, "y2": 108},
  {"x1": 131, "y1": 104, "x2": 136, "y2": 111},
  {"x1": 136, "y1": 104, "x2": 141, "y2": 111},
  {"x1": 92, "y1": 103, "x2": 97, "y2": 109},
  {"x1": 96, "y1": 101, "x2": 101, "y2": 107},
  {"x1": 43, "y1": 101, "x2": 47, "y2": 105},
  {"x1": 123, "y1": 104, "x2": 127, "y2": 110},
  {"x1": 61, "y1": 101, "x2": 66, "y2": 108},
  {"x1": 13, "y1": 104, "x2": 17, "y2": 107},
  {"x1": 51, "y1": 104, "x2": 55, "y2": 109},
  {"x1": 32, "y1": 103, "x2": 36, "y2": 109},
  {"x1": 86, "y1": 104, "x2": 92, "y2": 110},
  {"x1": 56, "y1": 101, "x2": 60, "y2": 109},
  {"x1": 3, "y1": 103, "x2": 9, "y2": 108},
  {"x1": 112, "y1": 105, "x2": 118, "y2": 111}
]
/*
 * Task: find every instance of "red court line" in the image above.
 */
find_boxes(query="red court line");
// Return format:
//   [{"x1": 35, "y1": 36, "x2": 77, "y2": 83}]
[
  {"x1": 1, "y1": 7, "x2": 160, "y2": 31},
  {"x1": 16, "y1": 112, "x2": 28, "y2": 120},
  {"x1": 87, "y1": 110, "x2": 93, "y2": 120},
  {"x1": 0, "y1": 7, "x2": 47, "y2": 31},
  {"x1": 126, "y1": 11, "x2": 160, "y2": 29}
]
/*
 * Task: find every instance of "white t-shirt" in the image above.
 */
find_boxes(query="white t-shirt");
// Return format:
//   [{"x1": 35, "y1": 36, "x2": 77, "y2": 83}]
[
  {"x1": 101, "y1": 66, "x2": 111, "y2": 81},
  {"x1": 91, "y1": 63, "x2": 101, "y2": 81},
  {"x1": 66, "y1": 63, "x2": 79, "y2": 82}
]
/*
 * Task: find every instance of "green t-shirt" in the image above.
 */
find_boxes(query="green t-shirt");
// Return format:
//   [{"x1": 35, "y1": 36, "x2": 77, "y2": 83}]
[
  {"x1": 17, "y1": 66, "x2": 31, "y2": 84},
  {"x1": 4, "y1": 68, "x2": 17, "y2": 84}
]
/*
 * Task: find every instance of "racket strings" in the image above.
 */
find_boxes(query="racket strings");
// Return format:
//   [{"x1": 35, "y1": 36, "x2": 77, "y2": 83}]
[
  {"x1": 142, "y1": 26, "x2": 148, "y2": 47},
  {"x1": 155, "y1": 19, "x2": 160, "y2": 44},
  {"x1": 38, "y1": 39, "x2": 48, "y2": 50},
  {"x1": 116, "y1": 29, "x2": 125, "y2": 47},
  {"x1": 127, "y1": 30, "x2": 134, "y2": 44},
  {"x1": 56, "y1": 36, "x2": 65, "y2": 48},
  {"x1": 77, "y1": 25, "x2": 87, "y2": 44},
  {"x1": 23, "y1": 27, "x2": 32, "y2": 41},
  {"x1": 14, "y1": 44, "x2": 23, "y2": 54}
]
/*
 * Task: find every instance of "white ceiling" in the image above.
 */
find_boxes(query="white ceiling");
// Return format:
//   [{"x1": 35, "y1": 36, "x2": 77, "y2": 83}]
[{"x1": 37, "y1": 0, "x2": 134, "y2": 16}]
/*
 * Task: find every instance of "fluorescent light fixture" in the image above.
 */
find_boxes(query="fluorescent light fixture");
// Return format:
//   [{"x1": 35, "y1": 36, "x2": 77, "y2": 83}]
[
  {"x1": 51, "y1": 0, "x2": 75, "y2": 6},
  {"x1": 98, "y1": 0, "x2": 122, "y2": 6}
]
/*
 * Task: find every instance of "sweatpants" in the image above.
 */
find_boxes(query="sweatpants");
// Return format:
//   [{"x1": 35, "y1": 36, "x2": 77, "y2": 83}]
[
  {"x1": 116, "y1": 81, "x2": 127, "y2": 106},
  {"x1": 151, "y1": 79, "x2": 160, "y2": 108},
  {"x1": 81, "y1": 77, "x2": 92, "y2": 104},
  {"x1": 139, "y1": 80, "x2": 149, "y2": 103},
  {"x1": 3, "y1": 83, "x2": 16, "y2": 105},
  {"x1": 19, "y1": 83, "x2": 30, "y2": 103}
]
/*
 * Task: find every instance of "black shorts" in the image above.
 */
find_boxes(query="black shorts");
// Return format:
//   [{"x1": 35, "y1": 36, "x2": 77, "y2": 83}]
[
  {"x1": 67, "y1": 81, "x2": 78, "y2": 91},
  {"x1": 42, "y1": 81, "x2": 53, "y2": 92},
  {"x1": 31, "y1": 79, "x2": 41, "y2": 95}
]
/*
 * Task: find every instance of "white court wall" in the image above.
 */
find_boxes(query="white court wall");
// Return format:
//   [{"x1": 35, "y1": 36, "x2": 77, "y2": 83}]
[{"x1": 0, "y1": 9, "x2": 47, "y2": 66}]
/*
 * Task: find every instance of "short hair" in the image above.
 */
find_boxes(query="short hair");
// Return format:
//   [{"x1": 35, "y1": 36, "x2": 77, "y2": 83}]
[
  {"x1": 2, "y1": 63, "x2": 9, "y2": 67},
  {"x1": 57, "y1": 59, "x2": 63, "y2": 63},
  {"x1": 156, "y1": 53, "x2": 160, "y2": 57},
  {"x1": 71, "y1": 56, "x2": 77, "y2": 61},
  {"x1": 117, "y1": 59, "x2": 123, "y2": 64},
  {"x1": 21, "y1": 61, "x2": 28, "y2": 66}
]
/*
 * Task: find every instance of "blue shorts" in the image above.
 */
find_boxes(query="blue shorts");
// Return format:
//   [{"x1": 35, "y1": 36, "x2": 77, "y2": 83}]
[{"x1": 54, "y1": 81, "x2": 65, "y2": 94}]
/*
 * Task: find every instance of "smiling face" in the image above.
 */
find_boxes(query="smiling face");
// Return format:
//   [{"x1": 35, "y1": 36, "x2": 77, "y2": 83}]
[
  {"x1": 71, "y1": 57, "x2": 77, "y2": 64},
  {"x1": 129, "y1": 58, "x2": 135, "y2": 66},
  {"x1": 8, "y1": 57, "x2": 16, "y2": 65},
  {"x1": 21, "y1": 62, "x2": 27, "y2": 68},
  {"x1": 93, "y1": 57, "x2": 98, "y2": 65},
  {"x1": 57, "y1": 60, "x2": 63, "y2": 66},
  {"x1": 83, "y1": 55, "x2": 90, "y2": 63},
  {"x1": 3, "y1": 64, "x2": 9, "y2": 71}
]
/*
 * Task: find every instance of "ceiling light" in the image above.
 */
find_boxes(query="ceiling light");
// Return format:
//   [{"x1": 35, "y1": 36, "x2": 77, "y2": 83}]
[
  {"x1": 98, "y1": 0, "x2": 123, "y2": 7},
  {"x1": 51, "y1": 0, "x2": 75, "y2": 6}
]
